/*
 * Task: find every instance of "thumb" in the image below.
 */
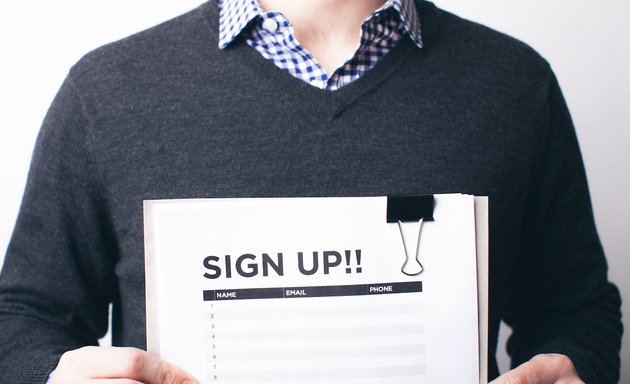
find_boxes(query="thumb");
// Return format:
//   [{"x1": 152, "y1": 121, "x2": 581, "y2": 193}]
[
  {"x1": 489, "y1": 354, "x2": 582, "y2": 384},
  {"x1": 129, "y1": 349, "x2": 198, "y2": 384}
]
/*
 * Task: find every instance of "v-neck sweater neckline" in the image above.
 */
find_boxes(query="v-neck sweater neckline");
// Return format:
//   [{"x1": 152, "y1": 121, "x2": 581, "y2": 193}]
[{"x1": 202, "y1": 0, "x2": 441, "y2": 118}]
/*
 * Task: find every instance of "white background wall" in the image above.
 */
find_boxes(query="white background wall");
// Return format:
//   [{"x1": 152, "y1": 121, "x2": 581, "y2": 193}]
[{"x1": 1, "y1": 1, "x2": 628, "y2": 381}]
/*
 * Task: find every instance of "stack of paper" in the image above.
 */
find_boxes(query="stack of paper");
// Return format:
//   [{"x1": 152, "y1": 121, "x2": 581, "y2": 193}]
[{"x1": 144, "y1": 194, "x2": 488, "y2": 384}]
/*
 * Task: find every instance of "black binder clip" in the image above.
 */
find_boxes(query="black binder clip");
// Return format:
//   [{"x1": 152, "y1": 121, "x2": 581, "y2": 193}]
[{"x1": 387, "y1": 195, "x2": 435, "y2": 276}]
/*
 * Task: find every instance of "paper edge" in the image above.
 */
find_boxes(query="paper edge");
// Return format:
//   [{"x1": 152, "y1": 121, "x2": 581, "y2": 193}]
[
  {"x1": 475, "y1": 196, "x2": 489, "y2": 384},
  {"x1": 144, "y1": 200, "x2": 161, "y2": 356}
]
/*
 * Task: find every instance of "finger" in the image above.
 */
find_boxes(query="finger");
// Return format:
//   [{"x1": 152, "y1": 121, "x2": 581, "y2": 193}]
[
  {"x1": 123, "y1": 349, "x2": 197, "y2": 384},
  {"x1": 52, "y1": 377, "x2": 145, "y2": 384},
  {"x1": 489, "y1": 354, "x2": 583, "y2": 384},
  {"x1": 58, "y1": 346, "x2": 197, "y2": 383},
  {"x1": 84, "y1": 380, "x2": 145, "y2": 384},
  {"x1": 489, "y1": 362, "x2": 541, "y2": 384}
]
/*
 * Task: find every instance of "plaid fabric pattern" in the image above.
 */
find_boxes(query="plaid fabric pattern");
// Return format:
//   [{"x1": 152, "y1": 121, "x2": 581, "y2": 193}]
[{"x1": 217, "y1": 0, "x2": 423, "y2": 91}]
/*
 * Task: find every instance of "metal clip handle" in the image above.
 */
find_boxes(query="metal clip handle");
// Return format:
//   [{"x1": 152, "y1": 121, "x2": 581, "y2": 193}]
[{"x1": 397, "y1": 219, "x2": 424, "y2": 276}]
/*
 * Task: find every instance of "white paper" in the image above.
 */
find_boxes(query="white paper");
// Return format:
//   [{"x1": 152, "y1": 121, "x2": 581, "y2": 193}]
[{"x1": 144, "y1": 194, "x2": 480, "y2": 384}]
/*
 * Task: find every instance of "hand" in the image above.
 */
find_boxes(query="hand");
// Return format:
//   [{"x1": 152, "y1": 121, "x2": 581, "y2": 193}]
[
  {"x1": 49, "y1": 346, "x2": 198, "y2": 384},
  {"x1": 490, "y1": 354, "x2": 584, "y2": 384}
]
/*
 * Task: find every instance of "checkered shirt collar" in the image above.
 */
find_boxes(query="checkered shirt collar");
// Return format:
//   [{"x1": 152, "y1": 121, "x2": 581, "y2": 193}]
[{"x1": 216, "y1": 0, "x2": 423, "y2": 50}]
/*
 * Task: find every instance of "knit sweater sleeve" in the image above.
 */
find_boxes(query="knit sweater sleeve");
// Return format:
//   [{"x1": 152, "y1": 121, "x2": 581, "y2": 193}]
[
  {"x1": 502, "y1": 72, "x2": 623, "y2": 383},
  {"x1": 0, "y1": 74, "x2": 115, "y2": 384}
]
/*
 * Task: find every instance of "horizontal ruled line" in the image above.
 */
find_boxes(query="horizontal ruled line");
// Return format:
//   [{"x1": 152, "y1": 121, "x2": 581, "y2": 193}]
[
  {"x1": 217, "y1": 343, "x2": 425, "y2": 362},
  {"x1": 213, "y1": 323, "x2": 424, "y2": 341},
  {"x1": 215, "y1": 364, "x2": 425, "y2": 381}
]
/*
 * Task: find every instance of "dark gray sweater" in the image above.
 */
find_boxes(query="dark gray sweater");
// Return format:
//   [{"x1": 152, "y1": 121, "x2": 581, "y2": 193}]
[{"x1": 0, "y1": 1, "x2": 622, "y2": 383}]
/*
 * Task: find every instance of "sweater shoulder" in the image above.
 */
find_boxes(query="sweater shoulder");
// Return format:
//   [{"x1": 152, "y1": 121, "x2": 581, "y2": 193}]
[
  {"x1": 66, "y1": 2, "x2": 217, "y2": 91},
  {"x1": 419, "y1": 1, "x2": 553, "y2": 84}
]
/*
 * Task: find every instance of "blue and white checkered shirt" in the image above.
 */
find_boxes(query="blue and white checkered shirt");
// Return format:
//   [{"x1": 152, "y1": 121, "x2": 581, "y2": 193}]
[{"x1": 217, "y1": 0, "x2": 423, "y2": 90}]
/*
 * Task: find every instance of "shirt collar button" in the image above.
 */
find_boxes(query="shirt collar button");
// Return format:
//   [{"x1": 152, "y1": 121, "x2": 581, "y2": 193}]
[{"x1": 262, "y1": 18, "x2": 279, "y2": 33}]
